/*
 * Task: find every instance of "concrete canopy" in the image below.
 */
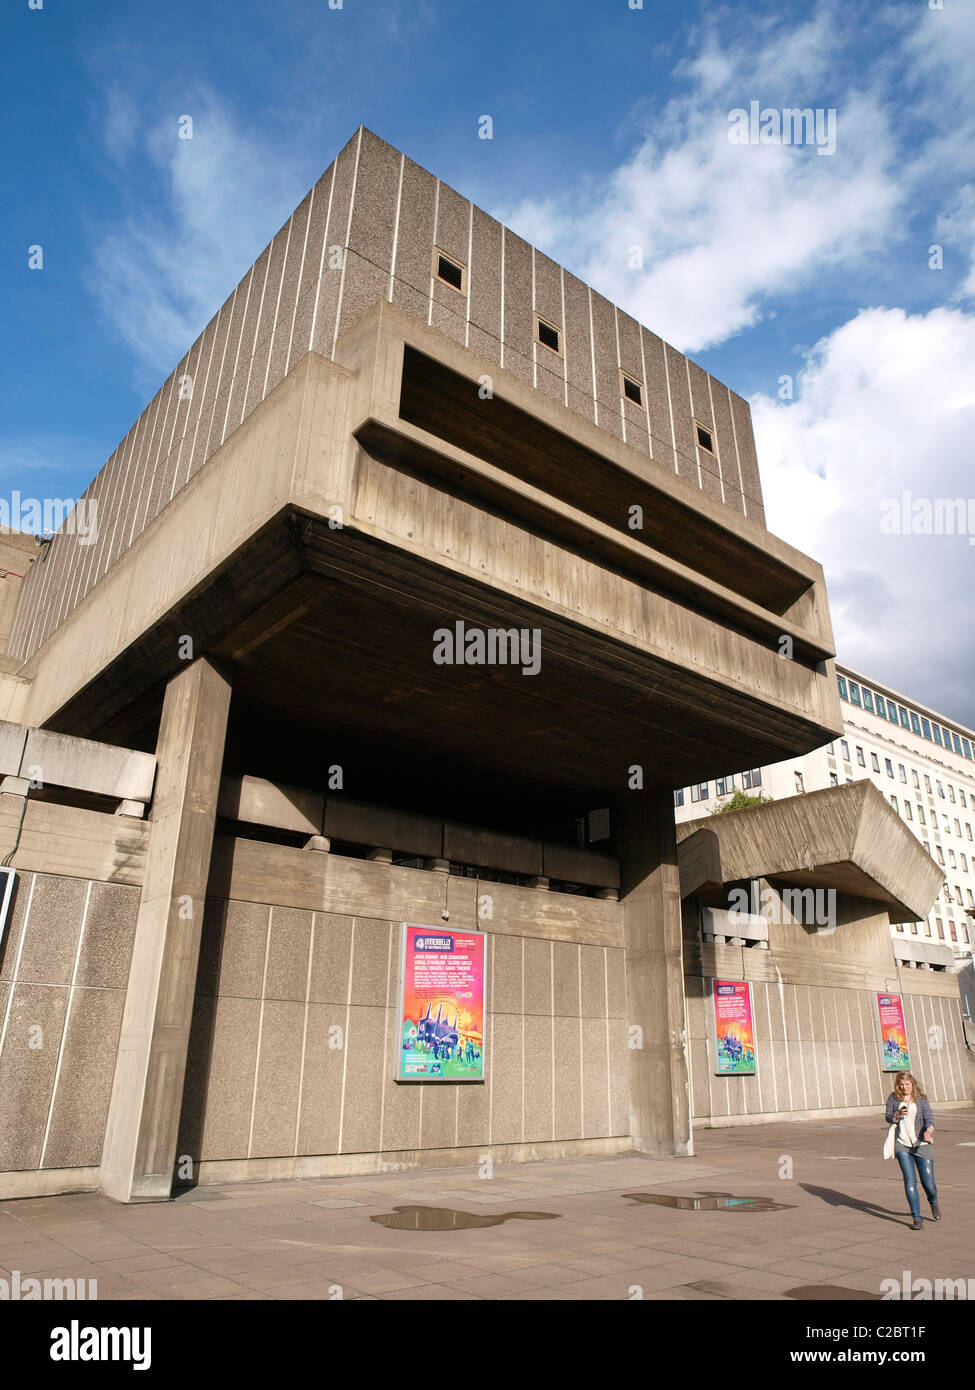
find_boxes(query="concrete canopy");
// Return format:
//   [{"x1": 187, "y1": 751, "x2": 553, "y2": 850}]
[
  {"x1": 18, "y1": 302, "x2": 841, "y2": 805},
  {"x1": 676, "y1": 780, "x2": 945, "y2": 923}
]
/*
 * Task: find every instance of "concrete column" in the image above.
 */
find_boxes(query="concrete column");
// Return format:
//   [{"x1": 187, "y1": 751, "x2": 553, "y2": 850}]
[
  {"x1": 614, "y1": 788, "x2": 692, "y2": 1157},
  {"x1": 100, "y1": 658, "x2": 231, "y2": 1202}
]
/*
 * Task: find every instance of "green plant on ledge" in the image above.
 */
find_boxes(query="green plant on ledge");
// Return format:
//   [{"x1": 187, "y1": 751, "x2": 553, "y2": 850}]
[{"x1": 713, "y1": 788, "x2": 774, "y2": 814}]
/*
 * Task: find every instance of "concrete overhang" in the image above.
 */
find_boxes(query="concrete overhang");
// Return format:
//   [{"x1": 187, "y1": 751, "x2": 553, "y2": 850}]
[
  {"x1": 16, "y1": 301, "x2": 843, "y2": 793},
  {"x1": 676, "y1": 781, "x2": 945, "y2": 924}
]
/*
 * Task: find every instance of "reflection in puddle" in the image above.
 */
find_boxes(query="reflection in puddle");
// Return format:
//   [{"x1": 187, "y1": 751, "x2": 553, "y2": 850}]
[
  {"x1": 370, "y1": 1205, "x2": 559, "y2": 1231},
  {"x1": 623, "y1": 1190, "x2": 795, "y2": 1212},
  {"x1": 787, "y1": 1284, "x2": 882, "y2": 1301}
]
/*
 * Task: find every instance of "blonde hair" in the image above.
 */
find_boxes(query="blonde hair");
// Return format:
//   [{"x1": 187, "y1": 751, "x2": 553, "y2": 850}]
[{"x1": 894, "y1": 1072, "x2": 927, "y2": 1100}]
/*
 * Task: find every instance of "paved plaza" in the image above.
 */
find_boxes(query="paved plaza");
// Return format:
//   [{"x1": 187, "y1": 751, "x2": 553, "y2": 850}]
[{"x1": 2, "y1": 1109, "x2": 973, "y2": 1301}]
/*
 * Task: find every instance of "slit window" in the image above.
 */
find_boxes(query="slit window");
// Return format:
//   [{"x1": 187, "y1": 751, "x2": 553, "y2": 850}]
[
  {"x1": 434, "y1": 248, "x2": 466, "y2": 293},
  {"x1": 621, "y1": 373, "x2": 643, "y2": 406},
  {"x1": 696, "y1": 423, "x2": 715, "y2": 452},
  {"x1": 535, "y1": 316, "x2": 562, "y2": 355}
]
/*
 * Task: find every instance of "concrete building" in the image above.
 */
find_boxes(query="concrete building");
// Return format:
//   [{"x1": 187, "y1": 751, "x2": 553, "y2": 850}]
[
  {"x1": 675, "y1": 660, "x2": 975, "y2": 971},
  {"x1": 0, "y1": 128, "x2": 968, "y2": 1203}
]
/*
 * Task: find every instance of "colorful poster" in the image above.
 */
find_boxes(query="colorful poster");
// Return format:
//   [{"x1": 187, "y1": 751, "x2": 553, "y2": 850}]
[
  {"x1": 712, "y1": 979, "x2": 756, "y2": 1075},
  {"x1": 396, "y1": 924, "x2": 486, "y2": 1081},
  {"x1": 876, "y1": 993, "x2": 912, "y2": 1071}
]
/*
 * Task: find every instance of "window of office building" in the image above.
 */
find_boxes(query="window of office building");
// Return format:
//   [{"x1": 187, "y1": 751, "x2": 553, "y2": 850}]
[
  {"x1": 936, "y1": 846, "x2": 945, "y2": 865},
  {"x1": 742, "y1": 768, "x2": 762, "y2": 789},
  {"x1": 922, "y1": 717, "x2": 932, "y2": 740},
  {"x1": 795, "y1": 771, "x2": 805, "y2": 793},
  {"x1": 841, "y1": 739, "x2": 850, "y2": 761},
  {"x1": 856, "y1": 746, "x2": 865, "y2": 766},
  {"x1": 891, "y1": 795, "x2": 899, "y2": 812},
  {"x1": 964, "y1": 739, "x2": 973, "y2": 760},
  {"x1": 900, "y1": 707, "x2": 911, "y2": 729},
  {"x1": 953, "y1": 733, "x2": 963, "y2": 754},
  {"x1": 961, "y1": 854, "x2": 968, "y2": 873},
  {"x1": 899, "y1": 764, "x2": 907, "y2": 782},
  {"x1": 885, "y1": 759, "x2": 894, "y2": 777},
  {"x1": 876, "y1": 696, "x2": 887, "y2": 719},
  {"x1": 935, "y1": 918, "x2": 944, "y2": 939},
  {"x1": 863, "y1": 690, "x2": 874, "y2": 712},
  {"x1": 830, "y1": 772, "x2": 838, "y2": 786},
  {"x1": 849, "y1": 682, "x2": 861, "y2": 706},
  {"x1": 870, "y1": 752, "x2": 880, "y2": 772},
  {"x1": 911, "y1": 712, "x2": 922, "y2": 735},
  {"x1": 715, "y1": 775, "x2": 736, "y2": 796},
  {"x1": 690, "y1": 782, "x2": 708, "y2": 802},
  {"x1": 905, "y1": 802, "x2": 913, "y2": 821},
  {"x1": 910, "y1": 921, "x2": 919, "y2": 935},
  {"x1": 949, "y1": 850, "x2": 957, "y2": 868},
  {"x1": 837, "y1": 675, "x2": 848, "y2": 700},
  {"x1": 918, "y1": 805, "x2": 926, "y2": 825},
  {"x1": 943, "y1": 814, "x2": 951, "y2": 833},
  {"x1": 674, "y1": 789, "x2": 684, "y2": 807},
  {"x1": 937, "y1": 781, "x2": 945, "y2": 798},
  {"x1": 912, "y1": 769, "x2": 920, "y2": 788},
  {"x1": 949, "y1": 785, "x2": 957, "y2": 803},
  {"x1": 949, "y1": 921, "x2": 957, "y2": 942},
  {"x1": 962, "y1": 922, "x2": 970, "y2": 945},
  {"x1": 967, "y1": 823, "x2": 973, "y2": 841},
  {"x1": 968, "y1": 888, "x2": 975, "y2": 907},
  {"x1": 955, "y1": 819, "x2": 962, "y2": 837},
  {"x1": 961, "y1": 791, "x2": 968, "y2": 808}
]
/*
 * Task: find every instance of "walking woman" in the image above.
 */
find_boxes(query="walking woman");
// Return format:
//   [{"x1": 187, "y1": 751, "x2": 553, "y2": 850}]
[{"x1": 884, "y1": 1072, "x2": 940, "y2": 1229}]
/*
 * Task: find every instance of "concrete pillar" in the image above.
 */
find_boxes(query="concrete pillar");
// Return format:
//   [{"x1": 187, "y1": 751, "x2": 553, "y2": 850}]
[
  {"x1": 100, "y1": 658, "x2": 231, "y2": 1202},
  {"x1": 614, "y1": 788, "x2": 692, "y2": 1157}
]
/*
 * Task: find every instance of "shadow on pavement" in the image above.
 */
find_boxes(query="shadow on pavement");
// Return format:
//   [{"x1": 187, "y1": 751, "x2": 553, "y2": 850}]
[{"x1": 800, "y1": 1183, "x2": 910, "y2": 1226}]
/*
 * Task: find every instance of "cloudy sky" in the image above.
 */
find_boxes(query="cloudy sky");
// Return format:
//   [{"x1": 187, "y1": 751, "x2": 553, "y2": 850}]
[{"x1": 3, "y1": 0, "x2": 975, "y2": 721}]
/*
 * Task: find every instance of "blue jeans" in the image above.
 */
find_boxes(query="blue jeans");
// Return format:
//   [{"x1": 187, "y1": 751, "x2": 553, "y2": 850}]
[{"x1": 896, "y1": 1148, "x2": 938, "y2": 1218}]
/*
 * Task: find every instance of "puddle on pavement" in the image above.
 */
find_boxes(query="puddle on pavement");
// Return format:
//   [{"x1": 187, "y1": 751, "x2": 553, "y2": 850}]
[
  {"x1": 623, "y1": 1190, "x2": 795, "y2": 1212},
  {"x1": 787, "y1": 1284, "x2": 882, "y2": 1301},
  {"x1": 370, "y1": 1205, "x2": 559, "y2": 1231}
]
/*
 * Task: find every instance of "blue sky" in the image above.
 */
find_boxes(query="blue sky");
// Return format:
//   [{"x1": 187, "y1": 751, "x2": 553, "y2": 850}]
[{"x1": 3, "y1": 0, "x2": 975, "y2": 719}]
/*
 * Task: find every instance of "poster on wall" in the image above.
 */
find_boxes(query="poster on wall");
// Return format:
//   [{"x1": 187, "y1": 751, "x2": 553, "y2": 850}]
[
  {"x1": 396, "y1": 924, "x2": 486, "y2": 1082},
  {"x1": 711, "y1": 979, "x2": 756, "y2": 1075},
  {"x1": 876, "y1": 993, "x2": 912, "y2": 1071}
]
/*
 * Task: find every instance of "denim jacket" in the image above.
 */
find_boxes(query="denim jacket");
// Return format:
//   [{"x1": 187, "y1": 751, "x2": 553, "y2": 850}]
[{"x1": 885, "y1": 1092, "x2": 935, "y2": 1144}]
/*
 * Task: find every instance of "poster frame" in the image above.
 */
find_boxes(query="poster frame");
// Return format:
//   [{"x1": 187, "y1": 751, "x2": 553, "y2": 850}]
[
  {"x1": 394, "y1": 921, "x2": 487, "y2": 1084},
  {"x1": 709, "y1": 977, "x2": 757, "y2": 1076},
  {"x1": 875, "y1": 991, "x2": 912, "y2": 1072}
]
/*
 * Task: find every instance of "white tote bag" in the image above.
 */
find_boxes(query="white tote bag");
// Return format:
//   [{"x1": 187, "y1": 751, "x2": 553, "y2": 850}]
[{"x1": 883, "y1": 1122, "x2": 897, "y2": 1160}]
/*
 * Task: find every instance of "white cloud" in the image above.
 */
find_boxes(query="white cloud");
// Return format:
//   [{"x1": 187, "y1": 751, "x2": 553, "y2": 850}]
[
  {"x1": 754, "y1": 304, "x2": 975, "y2": 721},
  {"x1": 498, "y1": 8, "x2": 914, "y2": 353},
  {"x1": 88, "y1": 89, "x2": 308, "y2": 386}
]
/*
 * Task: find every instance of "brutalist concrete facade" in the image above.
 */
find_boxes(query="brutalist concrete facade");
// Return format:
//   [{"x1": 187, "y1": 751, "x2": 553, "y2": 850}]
[{"x1": 0, "y1": 128, "x2": 965, "y2": 1205}]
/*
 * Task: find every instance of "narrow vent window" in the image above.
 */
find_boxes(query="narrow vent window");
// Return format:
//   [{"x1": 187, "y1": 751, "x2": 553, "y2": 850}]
[
  {"x1": 433, "y1": 247, "x2": 465, "y2": 292},
  {"x1": 535, "y1": 317, "x2": 561, "y2": 354},
  {"x1": 622, "y1": 375, "x2": 643, "y2": 406},
  {"x1": 696, "y1": 423, "x2": 714, "y2": 452}
]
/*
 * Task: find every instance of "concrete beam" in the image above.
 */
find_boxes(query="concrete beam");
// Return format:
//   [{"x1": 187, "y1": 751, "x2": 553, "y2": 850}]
[
  {"x1": 676, "y1": 827, "x2": 723, "y2": 900},
  {"x1": 100, "y1": 658, "x2": 231, "y2": 1202},
  {"x1": 20, "y1": 727, "x2": 155, "y2": 802},
  {"x1": 218, "y1": 774, "x2": 323, "y2": 836}
]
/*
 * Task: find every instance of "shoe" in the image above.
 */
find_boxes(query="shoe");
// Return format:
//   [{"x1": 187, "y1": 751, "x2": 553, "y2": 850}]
[
  {"x1": 912, "y1": 1217, "x2": 924, "y2": 1229},
  {"x1": 929, "y1": 1202, "x2": 941, "y2": 1221}
]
